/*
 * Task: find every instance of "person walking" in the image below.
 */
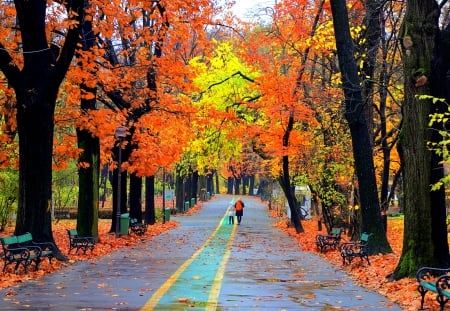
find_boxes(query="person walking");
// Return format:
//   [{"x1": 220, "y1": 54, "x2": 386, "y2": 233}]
[
  {"x1": 227, "y1": 204, "x2": 235, "y2": 224},
  {"x1": 235, "y1": 197, "x2": 244, "y2": 225}
]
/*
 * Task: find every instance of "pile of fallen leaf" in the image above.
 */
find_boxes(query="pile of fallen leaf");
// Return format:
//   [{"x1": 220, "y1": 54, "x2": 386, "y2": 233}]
[
  {"x1": 0, "y1": 203, "x2": 202, "y2": 291},
  {"x1": 268, "y1": 208, "x2": 436, "y2": 311}
]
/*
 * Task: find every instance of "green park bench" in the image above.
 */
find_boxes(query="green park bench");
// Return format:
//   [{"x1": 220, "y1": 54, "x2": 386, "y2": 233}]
[
  {"x1": 129, "y1": 218, "x2": 147, "y2": 236},
  {"x1": 315, "y1": 227, "x2": 344, "y2": 253},
  {"x1": 340, "y1": 232, "x2": 371, "y2": 265},
  {"x1": 67, "y1": 229, "x2": 95, "y2": 254},
  {"x1": 416, "y1": 266, "x2": 450, "y2": 311},
  {"x1": 0, "y1": 232, "x2": 54, "y2": 273}
]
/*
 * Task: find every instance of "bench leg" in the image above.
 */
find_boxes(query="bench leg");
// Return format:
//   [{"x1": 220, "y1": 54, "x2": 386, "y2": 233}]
[
  {"x1": 14, "y1": 260, "x2": 21, "y2": 272},
  {"x1": 22, "y1": 259, "x2": 33, "y2": 274},
  {"x1": 417, "y1": 285, "x2": 427, "y2": 310},
  {"x1": 437, "y1": 293, "x2": 449, "y2": 311},
  {"x1": 34, "y1": 257, "x2": 41, "y2": 271}
]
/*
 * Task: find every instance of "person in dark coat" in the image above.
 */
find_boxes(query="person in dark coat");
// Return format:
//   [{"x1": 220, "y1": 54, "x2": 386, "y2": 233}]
[{"x1": 235, "y1": 197, "x2": 244, "y2": 225}]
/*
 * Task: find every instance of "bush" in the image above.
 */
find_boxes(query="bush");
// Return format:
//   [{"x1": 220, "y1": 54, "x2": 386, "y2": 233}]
[{"x1": 0, "y1": 170, "x2": 18, "y2": 231}]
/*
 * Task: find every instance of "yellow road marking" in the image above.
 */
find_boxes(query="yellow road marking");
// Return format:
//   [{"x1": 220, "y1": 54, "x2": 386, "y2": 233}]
[
  {"x1": 140, "y1": 212, "x2": 236, "y2": 310},
  {"x1": 206, "y1": 221, "x2": 236, "y2": 311}
]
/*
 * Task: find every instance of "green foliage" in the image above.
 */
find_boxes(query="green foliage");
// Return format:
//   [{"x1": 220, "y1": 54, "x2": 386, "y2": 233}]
[
  {"x1": 426, "y1": 95, "x2": 450, "y2": 190},
  {"x1": 0, "y1": 169, "x2": 18, "y2": 231},
  {"x1": 52, "y1": 164, "x2": 78, "y2": 217}
]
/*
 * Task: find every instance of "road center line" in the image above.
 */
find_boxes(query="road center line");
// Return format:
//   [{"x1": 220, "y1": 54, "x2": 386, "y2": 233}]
[
  {"x1": 140, "y1": 212, "x2": 236, "y2": 310},
  {"x1": 206, "y1": 221, "x2": 236, "y2": 310}
]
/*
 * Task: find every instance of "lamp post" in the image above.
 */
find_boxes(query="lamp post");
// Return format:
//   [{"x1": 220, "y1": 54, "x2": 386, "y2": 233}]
[
  {"x1": 162, "y1": 167, "x2": 166, "y2": 224},
  {"x1": 115, "y1": 126, "x2": 127, "y2": 237}
]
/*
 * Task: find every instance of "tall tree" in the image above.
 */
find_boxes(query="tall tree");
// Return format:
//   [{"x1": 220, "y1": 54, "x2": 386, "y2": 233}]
[
  {"x1": 330, "y1": 0, "x2": 391, "y2": 253},
  {"x1": 0, "y1": 1, "x2": 85, "y2": 259},
  {"x1": 392, "y1": 0, "x2": 444, "y2": 278},
  {"x1": 76, "y1": 2, "x2": 100, "y2": 239}
]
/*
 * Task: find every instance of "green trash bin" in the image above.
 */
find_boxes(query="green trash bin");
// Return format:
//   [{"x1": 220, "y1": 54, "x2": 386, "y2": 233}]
[
  {"x1": 120, "y1": 213, "x2": 130, "y2": 235},
  {"x1": 190, "y1": 198, "x2": 195, "y2": 207},
  {"x1": 164, "y1": 208, "x2": 171, "y2": 221},
  {"x1": 184, "y1": 201, "x2": 190, "y2": 212}
]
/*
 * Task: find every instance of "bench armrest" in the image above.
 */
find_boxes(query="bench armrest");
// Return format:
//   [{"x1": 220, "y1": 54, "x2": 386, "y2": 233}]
[
  {"x1": 436, "y1": 274, "x2": 450, "y2": 295},
  {"x1": 416, "y1": 267, "x2": 450, "y2": 282}
]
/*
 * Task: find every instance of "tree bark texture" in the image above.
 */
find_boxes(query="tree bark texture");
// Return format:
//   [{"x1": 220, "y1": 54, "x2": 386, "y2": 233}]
[
  {"x1": 129, "y1": 173, "x2": 143, "y2": 222},
  {"x1": 394, "y1": 0, "x2": 440, "y2": 278},
  {"x1": 330, "y1": 0, "x2": 391, "y2": 253},
  {"x1": 76, "y1": 127, "x2": 100, "y2": 239},
  {"x1": 175, "y1": 167, "x2": 184, "y2": 212},
  {"x1": 280, "y1": 113, "x2": 303, "y2": 233},
  {"x1": 145, "y1": 176, "x2": 156, "y2": 225}
]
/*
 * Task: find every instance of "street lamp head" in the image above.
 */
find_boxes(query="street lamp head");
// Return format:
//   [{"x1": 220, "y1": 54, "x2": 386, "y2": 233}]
[{"x1": 115, "y1": 126, "x2": 127, "y2": 138}]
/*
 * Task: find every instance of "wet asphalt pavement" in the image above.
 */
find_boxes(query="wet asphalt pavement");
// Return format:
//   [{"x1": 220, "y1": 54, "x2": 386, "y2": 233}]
[{"x1": 0, "y1": 194, "x2": 403, "y2": 310}]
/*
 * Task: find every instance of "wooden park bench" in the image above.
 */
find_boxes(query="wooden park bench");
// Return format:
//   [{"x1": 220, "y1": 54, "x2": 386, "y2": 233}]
[
  {"x1": 416, "y1": 266, "x2": 450, "y2": 311},
  {"x1": 315, "y1": 227, "x2": 344, "y2": 253},
  {"x1": 129, "y1": 218, "x2": 147, "y2": 236},
  {"x1": 0, "y1": 232, "x2": 54, "y2": 273},
  {"x1": 67, "y1": 229, "x2": 95, "y2": 254},
  {"x1": 340, "y1": 232, "x2": 371, "y2": 265}
]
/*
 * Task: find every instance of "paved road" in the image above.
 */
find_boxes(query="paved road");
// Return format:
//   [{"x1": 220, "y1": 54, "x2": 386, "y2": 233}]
[{"x1": 0, "y1": 195, "x2": 403, "y2": 310}]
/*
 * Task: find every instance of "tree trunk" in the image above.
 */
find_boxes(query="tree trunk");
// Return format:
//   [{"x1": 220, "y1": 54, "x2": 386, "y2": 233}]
[
  {"x1": 76, "y1": 128, "x2": 100, "y2": 240},
  {"x1": 175, "y1": 167, "x2": 184, "y2": 212},
  {"x1": 3, "y1": 1, "x2": 84, "y2": 261},
  {"x1": 278, "y1": 175, "x2": 303, "y2": 233},
  {"x1": 144, "y1": 176, "x2": 156, "y2": 225},
  {"x1": 227, "y1": 177, "x2": 233, "y2": 194},
  {"x1": 249, "y1": 175, "x2": 255, "y2": 195},
  {"x1": 392, "y1": 0, "x2": 440, "y2": 278},
  {"x1": 330, "y1": 0, "x2": 391, "y2": 253},
  {"x1": 191, "y1": 170, "x2": 198, "y2": 205},
  {"x1": 76, "y1": 9, "x2": 99, "y2": 240},
  {"x1": 16, "y1": 95, "x2": 57, "y2": 240},
  {"x1": 213, "y1": 170, "x2": 218, "y2": 194},
  {"x1": 234, "y1": 178, "x2": 241, "y2": 195},
  {"x1": 360, "y1": 0, "x2": 383, "y2": 141},
  {"x1": 129, "y1": 173, "x2": 143, "y2": 222},
  {"x1": 429, "y1": 23, "x2": 450, "y2": 266},
  {"x1": 242, "y1": 175, "x2": 248, "y2": 195}
]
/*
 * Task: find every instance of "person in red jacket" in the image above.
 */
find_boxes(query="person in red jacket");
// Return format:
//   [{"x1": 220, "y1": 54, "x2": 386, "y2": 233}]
[{"x1": 234, "y1": 198, "x2": 245, "y2": 225}]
